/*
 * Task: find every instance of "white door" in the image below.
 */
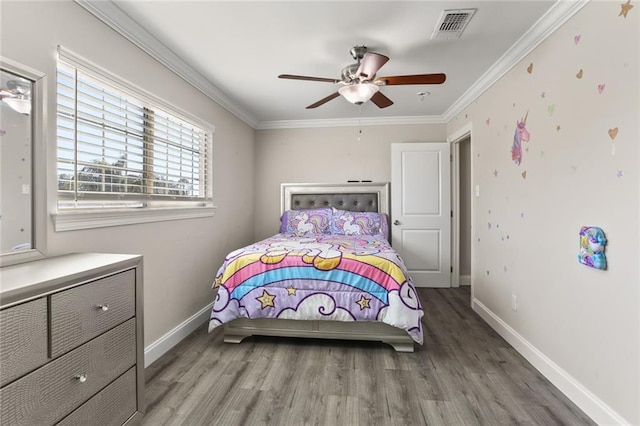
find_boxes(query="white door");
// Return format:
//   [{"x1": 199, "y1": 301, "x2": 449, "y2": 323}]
[{"x1": 391, "y1": 142, "x2": 451, "y2": 288}]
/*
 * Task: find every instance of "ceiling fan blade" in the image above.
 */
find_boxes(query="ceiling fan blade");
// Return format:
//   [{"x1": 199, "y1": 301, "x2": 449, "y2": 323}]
[
  {"x1": 370, "y1": 91, "x2": 394, "y2": 109},
  {"x1": 375, "y1": 73, "x2": 446, "y2": 86},
  {"x1": 306, "y1": 92, "x2": 341, "y2": 109},
  {"x1": 279, "y1": 74, "x2": 340, "y2": 84},
  {"x1": 356, "y1": 52, "x2": 389, "y2": 80}
]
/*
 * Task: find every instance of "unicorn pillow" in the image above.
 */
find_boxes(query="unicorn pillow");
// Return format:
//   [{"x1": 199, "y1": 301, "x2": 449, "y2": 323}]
[
  {"x1": 279, "y1": 208, "x2": 332, "y2": 235},
  {"x1": 330, "y1": 208, "x2": 388, "y2": 238}
]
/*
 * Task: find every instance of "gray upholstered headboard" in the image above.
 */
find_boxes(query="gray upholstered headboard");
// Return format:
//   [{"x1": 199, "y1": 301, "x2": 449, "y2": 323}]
[{"x1": 281, "y1": 183, "x2": 390, "y2": 215}]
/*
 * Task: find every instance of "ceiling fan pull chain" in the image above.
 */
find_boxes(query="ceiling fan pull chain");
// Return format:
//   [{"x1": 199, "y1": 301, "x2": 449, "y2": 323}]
[{"x1": 357, "y1": 105, "x2": 363, "y2": 141}]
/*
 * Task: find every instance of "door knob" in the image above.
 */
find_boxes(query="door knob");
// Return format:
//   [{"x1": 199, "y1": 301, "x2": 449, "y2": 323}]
[{"x1": 393, "y1": 220, "x2": 400, "y2": 225}]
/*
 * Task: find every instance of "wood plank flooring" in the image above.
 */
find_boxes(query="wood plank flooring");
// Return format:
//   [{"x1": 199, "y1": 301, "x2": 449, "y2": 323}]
[{"x1": 141, "y1": 287, "x2": 595, "y2": 425}]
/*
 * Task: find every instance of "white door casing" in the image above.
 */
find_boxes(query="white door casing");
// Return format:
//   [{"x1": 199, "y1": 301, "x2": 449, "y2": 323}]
[{"x1": 391, "y1": 142, "x2": 451, "y2": 288}]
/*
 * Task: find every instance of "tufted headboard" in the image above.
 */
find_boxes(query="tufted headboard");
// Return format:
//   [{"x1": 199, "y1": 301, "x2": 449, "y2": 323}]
[{"x1": 281, "y1": 183, "x2": 390, "y2": 215}]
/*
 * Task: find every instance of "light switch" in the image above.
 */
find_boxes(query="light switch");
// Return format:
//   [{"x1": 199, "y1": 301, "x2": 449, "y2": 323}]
[
  {"x1": 22, "y1": 184, "x2": 30, "y2": 195},
  {"x1": 475, "y1": 184, "x2": 480, "y2": 197}
]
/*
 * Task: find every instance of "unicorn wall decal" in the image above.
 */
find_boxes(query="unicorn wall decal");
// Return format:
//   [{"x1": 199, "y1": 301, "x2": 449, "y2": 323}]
[{"x1": 511, "y1": 111, "x2": 530, "y2": 166}]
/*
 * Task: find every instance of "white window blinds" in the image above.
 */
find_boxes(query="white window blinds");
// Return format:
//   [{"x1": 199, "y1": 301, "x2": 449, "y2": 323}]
[{"x1": 56, "y1": 48, "x2": 213, "y2": 209}]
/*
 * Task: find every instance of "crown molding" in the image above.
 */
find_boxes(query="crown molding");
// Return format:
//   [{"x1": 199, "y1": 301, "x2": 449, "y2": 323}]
[
  {"x1": 442, "y1": 0, "x2": 589, "y2": 121},
  {"x1": 73, "y1": 0, "x2": 259, "y2": 128},
  {"x1": 258, "y1": 0, "x2": 588, "y2": 129},
  {"x1": 256, "y1": 114, "x2": 447, "y2": 130}
]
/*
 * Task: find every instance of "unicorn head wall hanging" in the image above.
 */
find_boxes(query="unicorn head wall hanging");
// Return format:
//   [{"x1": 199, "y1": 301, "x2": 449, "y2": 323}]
[{"x1": 578, "y1": 226, "x2": 607, "y2": 270}]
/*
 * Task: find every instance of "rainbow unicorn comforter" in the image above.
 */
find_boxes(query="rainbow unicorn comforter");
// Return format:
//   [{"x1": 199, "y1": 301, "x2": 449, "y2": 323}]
[{"x1": 208, "y1": 234, "x2": 424, "y2": 344}]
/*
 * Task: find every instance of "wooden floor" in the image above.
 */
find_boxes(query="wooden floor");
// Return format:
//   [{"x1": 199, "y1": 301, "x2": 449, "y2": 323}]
[{"x1": 141, "y1": 287, "x2": 594, "y2": 425}]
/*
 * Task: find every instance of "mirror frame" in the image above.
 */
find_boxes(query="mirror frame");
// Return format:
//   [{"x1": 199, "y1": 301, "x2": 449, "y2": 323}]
[{"x1": 0, "y1": 57, "x2": 47, "y2": 267}]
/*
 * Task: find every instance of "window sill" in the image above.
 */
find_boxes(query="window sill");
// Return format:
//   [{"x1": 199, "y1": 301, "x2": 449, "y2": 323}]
[{"x1": 51, "y1": 206, "x2": 217, "y2": 232}]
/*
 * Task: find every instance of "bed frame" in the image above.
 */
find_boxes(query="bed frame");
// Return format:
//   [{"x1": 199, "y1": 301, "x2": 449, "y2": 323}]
[{"x1": 222, "y1": 182, "x2": 416, "y2": 352}]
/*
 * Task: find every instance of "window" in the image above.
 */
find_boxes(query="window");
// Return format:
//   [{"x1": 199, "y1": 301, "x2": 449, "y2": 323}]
[{"x1": 56, "y1": 48, "x2": 213, "y2": 214}]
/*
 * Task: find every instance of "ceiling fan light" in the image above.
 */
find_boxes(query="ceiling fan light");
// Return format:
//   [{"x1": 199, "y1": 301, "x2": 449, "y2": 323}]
[
  {"x1": 3, "y1": 96, "x2": 31, "y2": 115},
  {"x1": 338, "y1": 83, "x2": 379, "y2": 105}
]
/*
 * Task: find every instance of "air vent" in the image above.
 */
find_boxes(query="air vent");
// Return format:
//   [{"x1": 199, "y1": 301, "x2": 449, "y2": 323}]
[{"x1": 431, "y1": 9, "x2": 476, "y2": 40}]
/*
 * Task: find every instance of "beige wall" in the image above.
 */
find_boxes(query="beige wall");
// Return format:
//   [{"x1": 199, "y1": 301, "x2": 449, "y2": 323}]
[
  {"x1": 448, "y1": 2, "x2": 639, "y2": 423},
  {"x1": 254, "y1": 124, "x2": 447, "y2": 240},
  {"x1": 0, "y1": 1, "x2": 256, "y2": 346}
]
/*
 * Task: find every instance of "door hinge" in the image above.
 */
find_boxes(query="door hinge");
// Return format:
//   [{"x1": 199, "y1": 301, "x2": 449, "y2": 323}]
[
  {"x1": 451, "y1": 210, "x2": 453, "y2": 217},
  {"x1": 451, "y1": 266, "x2": 453, "y2": 273}
]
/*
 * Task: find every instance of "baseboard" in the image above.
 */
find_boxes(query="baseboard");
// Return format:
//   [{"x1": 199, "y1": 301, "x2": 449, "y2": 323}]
[
  {"x1": 144, "y1": 302, "x2": 213, "y2": 367},
  {"x1": 459, "y1": 275, "x2": 471, "y2": 286},
  {"x1": 472, "y1": 298, "x2": 629, "y2": 426},
  {"x1": 413, "y1": 282, "x2": 451, "y2": 288}
]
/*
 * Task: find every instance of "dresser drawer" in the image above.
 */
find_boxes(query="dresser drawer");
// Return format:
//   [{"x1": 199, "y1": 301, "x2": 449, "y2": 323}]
[
  {"x1": 0, "y1": 318, "x2": 136, "y2": 426},
  {"x1": 0, "y1": 298, "x2": 48, "y2": 387},
  {"x1": 51, "y1": 269, "x2": 135, "y2": 357},
  {"x1": 57, "y1": 367, "x2": 138, "y2": 426}
]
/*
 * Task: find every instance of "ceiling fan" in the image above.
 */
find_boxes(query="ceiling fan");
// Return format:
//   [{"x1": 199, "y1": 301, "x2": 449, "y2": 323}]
[
  {"x1": 0, "y1": 80, "x2": 32, "y2": 115},
  {"x1": 278, "y1": 45, "x2": 446, "y2": 109}
]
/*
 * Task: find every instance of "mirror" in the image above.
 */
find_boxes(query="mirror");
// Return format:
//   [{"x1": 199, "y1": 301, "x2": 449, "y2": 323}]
[
  {"x1": 1, "y1": 69, "x2": 33, "y2": 253},
  {"x1": 0, "y1": 58, "x2": 46, "y2": 267}
]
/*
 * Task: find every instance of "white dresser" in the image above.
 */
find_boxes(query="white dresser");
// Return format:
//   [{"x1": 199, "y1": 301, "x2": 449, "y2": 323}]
[{"x1": 0, "y1": 253, "x2": 145, "y2": 425}]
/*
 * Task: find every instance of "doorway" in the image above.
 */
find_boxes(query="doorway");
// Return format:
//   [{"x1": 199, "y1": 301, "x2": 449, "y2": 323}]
[
  {"x1": 449, "y1": 124, "x2": 473, "y2": 295},
  {"x1": 457, "y1": 137, "x2": 472, "y2": 286}
]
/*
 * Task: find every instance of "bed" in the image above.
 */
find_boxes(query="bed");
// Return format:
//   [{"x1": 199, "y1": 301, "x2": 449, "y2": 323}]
[{"x1": 208, "y1": 182, "x2": 423, "y2": 352}]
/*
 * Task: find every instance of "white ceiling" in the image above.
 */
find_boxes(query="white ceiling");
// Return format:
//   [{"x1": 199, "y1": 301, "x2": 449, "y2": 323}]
[{"x1": 92, "y1": 1, "x2": 565, "y2": 128}]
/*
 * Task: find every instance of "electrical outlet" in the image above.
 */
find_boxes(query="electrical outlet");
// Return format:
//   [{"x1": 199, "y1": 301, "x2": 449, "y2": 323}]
[{"x1": 511, "y1": 294, "x2": 518, "y2": 311}]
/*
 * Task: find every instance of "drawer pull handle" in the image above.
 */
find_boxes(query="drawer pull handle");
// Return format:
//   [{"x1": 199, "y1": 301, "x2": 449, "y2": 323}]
[
  {"x1": 74, "y1": 374, "x2": 88, "y2": 383},
  {"x1": 96, "y1": 304, "x2": 110, "y2": 312}
]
